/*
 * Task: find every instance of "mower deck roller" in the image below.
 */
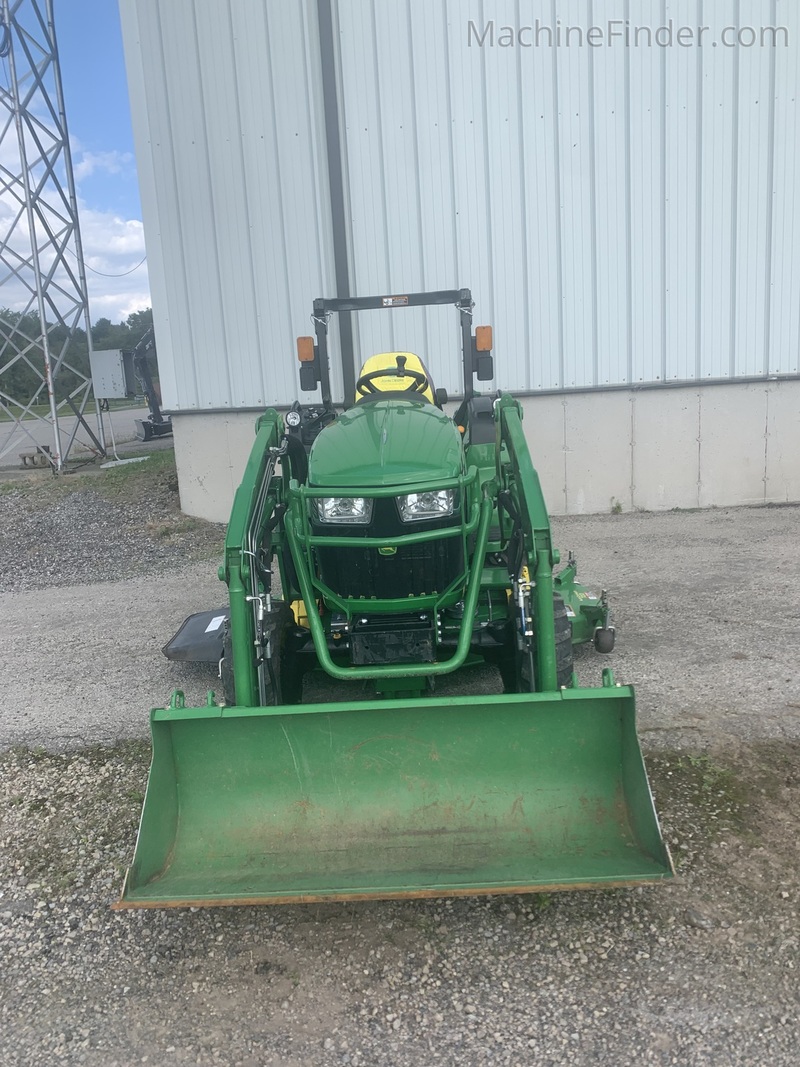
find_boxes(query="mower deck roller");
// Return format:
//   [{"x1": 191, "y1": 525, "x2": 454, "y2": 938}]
[{"x1": 117, "y1": 685, "x2": 671, "y2": 908}]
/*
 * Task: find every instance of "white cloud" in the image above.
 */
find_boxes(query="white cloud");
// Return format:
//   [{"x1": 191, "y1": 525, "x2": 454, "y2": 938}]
[
  {"x1": 89, "y1": 289, "x2": 152, "y2": 321},
  {"x1": 73, "y1": 149, "x2": 135, "y2": 182},
  {"x1": 76, "y1": 202, "x2": 151, "y2": 323},
  {"x1": 0, "y1": 113, "x2": 150, "y2": 331},
  {"x1": 0, "y1": 175, "x2": 151, "y2": 324},
  {"x1": 79, "y1": 205, "x2": 145, "y2": 263},
  {"x1": 0, "y1": 129, "x2": 151, "y2": 323},
  {"x1": 70, "y1": 140, "x2": 150, "y2": 320}
]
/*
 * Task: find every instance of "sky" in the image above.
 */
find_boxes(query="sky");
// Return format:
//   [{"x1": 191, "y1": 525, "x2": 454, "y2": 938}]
[{"x1": 55, "y1": 0, "x2": 151, "y2": 324}]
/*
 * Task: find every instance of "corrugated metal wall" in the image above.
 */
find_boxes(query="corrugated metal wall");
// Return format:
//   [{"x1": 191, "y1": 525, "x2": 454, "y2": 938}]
[
  {"x1": 119, "y1": 0, "x2": 342, "y2": 410},
  {"x1": 336, "y1": 0, "x2": 800, "y2": 396},
  {"x1": 121, "y1": 0, "x2": 800, "y2": 409}
]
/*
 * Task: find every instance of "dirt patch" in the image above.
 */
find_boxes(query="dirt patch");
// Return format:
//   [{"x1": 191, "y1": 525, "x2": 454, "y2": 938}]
[{"x1": 648, "y1": 741, "x2": 800, "y2": 916}]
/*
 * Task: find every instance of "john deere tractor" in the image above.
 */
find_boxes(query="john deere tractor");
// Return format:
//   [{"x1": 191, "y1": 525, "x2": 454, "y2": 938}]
[{"x1": 117, "y1": 289, "x2": 672, "y2": 908}]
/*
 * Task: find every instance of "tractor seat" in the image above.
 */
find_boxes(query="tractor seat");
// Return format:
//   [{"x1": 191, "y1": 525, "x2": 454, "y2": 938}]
[{"x1": 355, "y1": 352, "x2": 435, "y2": 404}]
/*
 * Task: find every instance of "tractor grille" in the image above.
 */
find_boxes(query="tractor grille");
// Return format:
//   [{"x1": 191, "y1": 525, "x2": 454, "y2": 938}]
[
  {"x1": 312, "y1": 499, "x2": 463, "y2": 600},
  {"x1": 316, "y1": 538, "x2": 463, "y2": 600}
]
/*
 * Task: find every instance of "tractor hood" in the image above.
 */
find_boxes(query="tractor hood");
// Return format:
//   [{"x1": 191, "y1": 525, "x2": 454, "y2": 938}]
[{"x1": 307, "y1": 399, "x2": 464, "y2": 488}]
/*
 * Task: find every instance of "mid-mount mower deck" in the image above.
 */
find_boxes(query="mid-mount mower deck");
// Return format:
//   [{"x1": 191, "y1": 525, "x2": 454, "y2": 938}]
[{"x1": 117, "y1": 289, "x2": 672, "y2": 908}]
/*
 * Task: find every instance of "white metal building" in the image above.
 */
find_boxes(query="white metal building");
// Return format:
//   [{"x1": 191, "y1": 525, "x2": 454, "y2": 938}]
[{"x1": 119, "y1": 0, "x2": 800, "y2": 521}]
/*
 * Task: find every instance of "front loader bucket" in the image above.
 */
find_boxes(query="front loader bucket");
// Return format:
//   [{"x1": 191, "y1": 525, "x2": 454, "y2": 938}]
[{"x1": 116, "y1": 685, "x2": 672, "y2": 908}]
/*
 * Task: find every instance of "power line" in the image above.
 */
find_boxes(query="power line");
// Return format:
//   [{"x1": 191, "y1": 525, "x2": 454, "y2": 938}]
[
  {"x1": 65, "y1": 245, "x2": 148, "y2": 278},
  {"x1": 82, "y1": 253, "x2": 147, "y2": 278}
]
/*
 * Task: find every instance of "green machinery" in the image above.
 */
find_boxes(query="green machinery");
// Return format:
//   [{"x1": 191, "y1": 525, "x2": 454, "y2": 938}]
[{"x1": 117, "y1": 289, "x2": 672, "y2": 908}]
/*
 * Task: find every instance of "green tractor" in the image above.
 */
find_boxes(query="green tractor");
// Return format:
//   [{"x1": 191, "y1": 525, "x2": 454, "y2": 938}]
[{"x1": 117, "y1": 289, "x2": 672, "y2": 908}]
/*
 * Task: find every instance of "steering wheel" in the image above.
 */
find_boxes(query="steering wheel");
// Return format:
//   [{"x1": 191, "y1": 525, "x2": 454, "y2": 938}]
[{"x1": 355, "y1": 362, "x2": 429, "y2": 396}]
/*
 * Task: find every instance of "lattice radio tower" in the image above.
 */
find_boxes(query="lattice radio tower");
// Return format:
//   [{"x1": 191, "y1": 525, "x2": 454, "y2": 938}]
[{"x1": 0, "y1": 0, "x2": 105, "y2": 470}]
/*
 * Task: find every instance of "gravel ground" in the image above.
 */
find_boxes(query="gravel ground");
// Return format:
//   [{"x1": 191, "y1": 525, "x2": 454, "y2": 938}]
[
  {"x1": 1, "y1": 461, "x2": 799, "y2": 1066},
  {"x1": 0, "y1": 452, "x2": 222, "y2": 594}
]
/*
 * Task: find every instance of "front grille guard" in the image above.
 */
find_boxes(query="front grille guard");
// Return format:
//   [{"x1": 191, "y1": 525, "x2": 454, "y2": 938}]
[{"x1": 285, "y1": 468, "x2": 495, "y2": 682}]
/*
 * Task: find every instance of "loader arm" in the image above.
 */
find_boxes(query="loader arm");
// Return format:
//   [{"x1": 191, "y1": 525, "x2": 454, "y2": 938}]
[
  {"x1": 221, "y1": 409, "x2": 285, "y2": 707},
  {"x1": 495, "y1": 394, "x2": 559, "y2": 691}
]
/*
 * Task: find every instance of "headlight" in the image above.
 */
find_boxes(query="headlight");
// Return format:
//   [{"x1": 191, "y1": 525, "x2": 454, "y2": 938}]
[
  {"x1": 315, "y1": 497, "x2": 373, "y2": 524},
  {"x1": 397, "y1": 489, "x2": 455, "y2": 522}
]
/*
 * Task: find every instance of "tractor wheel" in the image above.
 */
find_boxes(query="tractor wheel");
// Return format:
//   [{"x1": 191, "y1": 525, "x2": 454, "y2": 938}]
[
  {"x1": 220, "y1": 625, "x2": 236, "y2": 706},
  {"x1": 593, "y1": 626, "x2": 616, "y2": 654},
  {"x1": 219, "y1": 601, "x2": 302, "y2": 706},
  {"x1": 509, "y1": 593, "x2": 574, "y2": 693},
  {"x1": 553, "y1": 595, "x2": 574, "y2": 687}
]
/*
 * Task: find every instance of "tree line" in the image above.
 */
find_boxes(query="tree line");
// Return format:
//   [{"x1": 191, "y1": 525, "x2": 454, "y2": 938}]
[{"x1": 0, "y1": 307, "x2": 155, "y2": 407}]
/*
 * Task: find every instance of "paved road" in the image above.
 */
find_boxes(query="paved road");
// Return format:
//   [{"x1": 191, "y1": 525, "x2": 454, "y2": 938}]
[{"x1": 0, "y1": 406, "x2": 151, "y2": 466}]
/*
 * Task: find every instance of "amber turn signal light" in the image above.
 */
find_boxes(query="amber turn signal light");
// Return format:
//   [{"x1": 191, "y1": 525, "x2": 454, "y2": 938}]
[
  {"x1": 475, "y1": 325, "x2": 493, "y2": 352},
  {"x1": 297, "y1": 336, "x2": 315, "y2": 362}
]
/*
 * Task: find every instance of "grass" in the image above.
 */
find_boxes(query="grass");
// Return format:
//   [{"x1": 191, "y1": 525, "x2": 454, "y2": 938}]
[
  {"x1": 146, "y1": 512, "x2": 204, "y2": 540},
  {"x1": 0, "y1": 398, "x2": 144, "y2": 423},
  {"x1": 90, "y1": 447, "x2": 177, "y2": 498},
  {"x1": 0, "y1": 447, "x2": 178, "y2": 501}
]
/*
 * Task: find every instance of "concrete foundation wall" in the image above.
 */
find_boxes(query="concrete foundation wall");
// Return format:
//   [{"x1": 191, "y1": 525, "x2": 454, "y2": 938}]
[{"x1": 174, "y1": 379, "x2": 800, "y2": 524}]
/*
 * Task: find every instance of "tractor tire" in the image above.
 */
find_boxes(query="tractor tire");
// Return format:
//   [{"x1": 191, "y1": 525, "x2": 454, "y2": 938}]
[
  {"x1": 593, "y1": 626, "x2": 616, "y2": 654},
  {"x1": 508, "y1": 593, "x2": 574, "y2": 693},
  {"x1": 553, "y1": 595, "x2": 574, "y2": 687},
  {"x1": 220, "y1": 625, "x2": 236, "y2": 706},
  {"x1": 219, "y1": 601, "x2": 302, "y2": 706}
]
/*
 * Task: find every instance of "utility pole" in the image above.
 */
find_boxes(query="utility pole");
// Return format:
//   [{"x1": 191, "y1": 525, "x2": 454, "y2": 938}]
[{"x1": 0, "y1": 0, "x2": 105, "y2": 470}]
